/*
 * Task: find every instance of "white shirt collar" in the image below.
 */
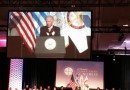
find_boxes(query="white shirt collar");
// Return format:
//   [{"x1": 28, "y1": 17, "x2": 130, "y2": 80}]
[{"x1": 48, "y1": 25, "x2": 53, "y2": 30}]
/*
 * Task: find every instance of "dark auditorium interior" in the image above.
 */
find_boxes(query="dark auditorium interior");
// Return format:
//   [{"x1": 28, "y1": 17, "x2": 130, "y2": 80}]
[{"x1": 0, "y1": 0, "x2": 130, "y2": 90}]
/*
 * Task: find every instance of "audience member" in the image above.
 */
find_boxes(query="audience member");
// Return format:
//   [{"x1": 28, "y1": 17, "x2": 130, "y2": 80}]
[
  {"x1": 112, "y1": 88, "x2": 115, "y2": 90},
  {"x1": 26, "y1": 84, "x2": 29, "y2": 90},
  {"x1": 47, "y1": 85, "x2": 51, "y2": 90},
  {"x1": 29, "y1": 88, "x2": 32, "y2": 90},
  {"x1": 60, "y1": 86, "x2": 64, "y2": 90},
  {"x1": 33, "y1": 85, "x2": 38, "y2": 90},
  {"x1": 39, "y1": 86, "x2": 43, "y2": 90},
  {"x1": 75, "y1": 86, "x2": 81, "y2": 90},
  {"x1": 53, "y1": 86, "x2": 57, "y2": 90},
  {"x1": 44, "y1": 88, "x2": 47, "y2": 90},
  {"x1": 97, "y1": 87, "x2": 100, "y2": 90}
]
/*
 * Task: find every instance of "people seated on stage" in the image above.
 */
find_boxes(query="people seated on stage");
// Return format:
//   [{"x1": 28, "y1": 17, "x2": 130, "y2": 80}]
[{"x1": 40, "y1": 16, "x2": 60, "y2": 36}]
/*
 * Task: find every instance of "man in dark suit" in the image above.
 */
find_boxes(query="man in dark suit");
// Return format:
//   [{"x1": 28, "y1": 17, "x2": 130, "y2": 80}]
[{"x1": 40, "y1": 16, "x2": 60, "y2": 36}]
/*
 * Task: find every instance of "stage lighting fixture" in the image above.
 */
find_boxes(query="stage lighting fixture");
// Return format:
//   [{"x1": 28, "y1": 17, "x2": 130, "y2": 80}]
[
  {"x1": 113, "y1": 55, "x2": 116, "y2": 61},
  {"x1": 96, "y1": 55, "x2": 99, "y2": 60},
  {"x1": 123, "y1": 24, "x2": 129, "y2": 27}
]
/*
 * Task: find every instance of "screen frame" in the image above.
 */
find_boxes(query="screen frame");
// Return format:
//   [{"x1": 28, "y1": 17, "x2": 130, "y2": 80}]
[
  {"x1": 7, "y1": 10, "x2": 92, "y2": 59},
  {"x1": 55, "y1": 60, "x2": 104, "y2": 89}
]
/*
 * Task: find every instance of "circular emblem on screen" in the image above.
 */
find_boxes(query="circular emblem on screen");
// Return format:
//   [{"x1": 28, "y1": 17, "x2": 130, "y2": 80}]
[
  {"x1": 64, "y1": 67, "x2": 73, "y2": 76},
  {"x1": 67, "y1": 12, "x2": 85, "y2": 29},
  {"x1": 45, "y1": 38, "x2": 56, "y2": 50}
]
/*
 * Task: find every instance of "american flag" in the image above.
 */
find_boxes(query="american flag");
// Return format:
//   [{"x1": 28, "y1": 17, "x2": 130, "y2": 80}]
[
  {"x1": 10, "y1": 11, "x2": 49, "y2": 53},
  {"x1": 68, "y1": 74, "x2": 76, "y2": 90},
  {"x1": 10, "y1": 12, "x2": 36, "y2": 53}
]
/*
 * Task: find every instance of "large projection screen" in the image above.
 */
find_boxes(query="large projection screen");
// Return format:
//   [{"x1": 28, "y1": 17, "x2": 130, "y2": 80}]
[
  {"x1": 7, "y1": 11, "x2": 91, "y2": 59},
  {"x1": 56, "y1": 60, "x2": 104, "y2": 89}
]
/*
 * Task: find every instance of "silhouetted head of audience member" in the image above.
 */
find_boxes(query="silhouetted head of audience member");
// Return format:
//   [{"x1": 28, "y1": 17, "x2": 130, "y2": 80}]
[
  {"x1": 26, "y1": 84, "x2": 29, "y2": 88},
  {"x1": 53, "y1": 86, "x2": 57, "y2": 90},
  {"x1": 112, "y1": 87, "x2": 115, "y2": 90},
  {"x1": 40, "y1": 86, "x2": 43, "y2": 90},
  {"x1": 60, "y1": 86, "x2": 64, "y2": 90},
  {"x1": 34, "y1": 85, "x2": 37, "y2": 90},
  {"x1": 105, "y1": 88, "x2": 108, "y2": 90},
  {"x1": 29, "y1": 88, "x2": 32, "y2": 90},
  {"x1": 44, "y1": 88, "x2": 47, "y2": 90},
  {"x1": 97, "y1": 87, "x2": 100, "y2": 90},
  {"x1": 47, "y1": 85, "x2": 51, "y2": 90}
]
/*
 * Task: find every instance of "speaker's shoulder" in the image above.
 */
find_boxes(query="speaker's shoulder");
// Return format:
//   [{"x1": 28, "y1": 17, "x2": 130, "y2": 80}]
[
  {"x1": 40, "y1": 26, "x2": 47, "y2": 30},
  {"x1": 53, "y1": 26, "x2": 60, "y2": 30}
]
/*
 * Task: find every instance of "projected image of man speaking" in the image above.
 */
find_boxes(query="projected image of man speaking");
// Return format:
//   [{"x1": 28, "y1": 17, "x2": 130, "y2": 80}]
[
  {"x1": 40, "y1": 16, "x2": 60, "y2": 36},
  {"x1": 7, "y1": 11, "x2": 91, "y2": 59}
]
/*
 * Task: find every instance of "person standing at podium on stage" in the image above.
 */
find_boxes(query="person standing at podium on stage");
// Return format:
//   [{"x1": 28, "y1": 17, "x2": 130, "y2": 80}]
[{"x1": 40, "y1": 16, "x2": 60, "y2": 36}]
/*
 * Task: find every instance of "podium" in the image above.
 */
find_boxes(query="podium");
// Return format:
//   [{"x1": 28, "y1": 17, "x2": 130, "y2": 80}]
[
  {"x1": 7, "y1": 36, "x2": 35, "y2": 58},
  {"x1": 34, "y1": 36, "x2": 66, "y2": 58}
]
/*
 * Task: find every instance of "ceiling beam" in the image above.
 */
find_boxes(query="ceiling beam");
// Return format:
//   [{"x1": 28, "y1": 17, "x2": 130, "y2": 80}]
[{"x1": 0, "y1": 0, "x2": 130, "y2": 7}]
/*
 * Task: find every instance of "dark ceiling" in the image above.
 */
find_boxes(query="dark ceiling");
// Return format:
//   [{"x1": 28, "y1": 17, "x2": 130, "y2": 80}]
[{"x1": 0, "y1": 0, "x2": 130, "y2": 26}]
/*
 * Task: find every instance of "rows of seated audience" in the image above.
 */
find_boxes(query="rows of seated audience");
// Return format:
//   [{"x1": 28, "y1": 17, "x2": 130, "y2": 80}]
[
  {"x1": 9, "y1": 85, "x2": 65, "y2": 90},
  {"x1": 8, "y1": 85, "x2": 126, "y2": 90}
]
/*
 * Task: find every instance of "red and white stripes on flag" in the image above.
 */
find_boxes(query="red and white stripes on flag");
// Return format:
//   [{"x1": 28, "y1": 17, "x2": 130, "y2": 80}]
[
  {"x1": 68, "y1": 75, "x2": 76, "y2": 90},
  {"x1": 10, "y1": 12, "x2": 36, "y2": 53}
]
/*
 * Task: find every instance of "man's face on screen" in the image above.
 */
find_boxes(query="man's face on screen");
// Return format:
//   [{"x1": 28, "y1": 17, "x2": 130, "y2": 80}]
[{"x1": 46, "y1": 16, "x2": 54, "y2": 28}]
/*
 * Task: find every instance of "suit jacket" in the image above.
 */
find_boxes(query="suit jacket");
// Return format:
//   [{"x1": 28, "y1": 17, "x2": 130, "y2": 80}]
[{"x1": 40, "y1": 26, "x2": 60, "y2": 36}]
